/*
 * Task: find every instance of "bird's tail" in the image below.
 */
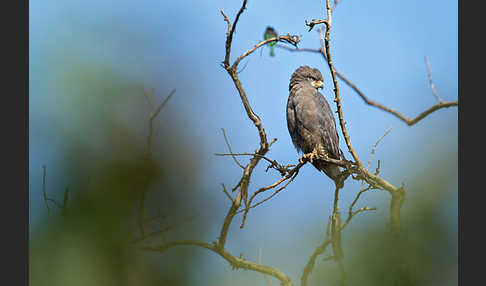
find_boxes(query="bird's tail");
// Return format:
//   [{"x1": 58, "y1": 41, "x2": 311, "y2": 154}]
[
  {"x1": 312, "y1": 160, "x2": 342, "y2": 187},
  {"x1": 269, "y1": 46, "x2": 275, "y2": 57}
]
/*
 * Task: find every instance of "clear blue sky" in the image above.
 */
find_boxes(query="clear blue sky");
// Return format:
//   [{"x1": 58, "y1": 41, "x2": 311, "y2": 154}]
[{"x1": 30, "y1": 0, "x2": 457, "y2": 284}]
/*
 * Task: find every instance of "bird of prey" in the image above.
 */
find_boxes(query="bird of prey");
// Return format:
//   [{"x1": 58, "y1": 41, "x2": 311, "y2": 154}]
[
  {"x1": 263, "y1": 26, "x2": 278, "y2": 57},
  {"x1": 286, "y1": 66, "x2": 342, "y2": 186}
]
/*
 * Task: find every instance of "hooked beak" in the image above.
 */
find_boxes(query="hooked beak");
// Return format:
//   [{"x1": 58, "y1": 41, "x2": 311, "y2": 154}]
[{"x1": 312, "y1": 80, "x2": 323, "y2": 89}]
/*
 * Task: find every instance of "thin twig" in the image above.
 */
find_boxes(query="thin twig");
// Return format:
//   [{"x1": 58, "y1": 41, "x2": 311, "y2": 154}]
[
  {"x1": 301, "y1": 216, "x2": 332, "y2": 286},
  {"x1": 218, "y1": 186, "x2": 243, "y2": 248},
  {"x1": 143, "y1": 88, "x2": 176, "y2": 157},
  {"x1": 366, "y1": 126, "x2": 394, "y2": 171},
  {"x1": 356, "y1": 94, "x2": 457, "y2": 126},
  {"x1": 239, "y1": 169, "x2": 301, "y2": 228},
  {"x1": 232, "y1": 35, "x2": 300, "y2": 71},
  {"x1": 215, "y1": 152, "x2": 354, "y2": 169},
  {"x1": 341, "y1": 205, "x2": 376, "y2": 230},
  {"x1": 42, "y1": 165, "x2": 51, "y2": 216},
  {"x1": 276, "y1": 42, "x2": 457, "y2": 127},
  {"x1": 153, "y1": 89, "x2": 176, "y2": 119},
  {"x1": 139, "y1": 88, "x2": 176, "y2": 237},
  {"x1": 131, "y1": 226, "x2": 175, "y2": 244},
  {"x1": 139, "y1": 240, "x2": 293, "y2": 285},
  {"x1": 221, "y1": 183, "x2": 234, "y2": 202},
  {"x1": 331, "y1": 186, "x2": 344, "y2": 283},
  {"x1": 221, "y1": 128, "x2": 245, "y2": 169},
  {"x1": 309, "y1": 5, "x2": 363, "y2": 168},
  {"x1": 425, "y1": 56, "x2": 443, "y2": 103}
]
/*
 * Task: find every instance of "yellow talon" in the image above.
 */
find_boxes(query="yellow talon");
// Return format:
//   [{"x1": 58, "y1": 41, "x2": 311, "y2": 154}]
[{"x1": 300, "y1": 148, "x2": 319, "y2": 163}]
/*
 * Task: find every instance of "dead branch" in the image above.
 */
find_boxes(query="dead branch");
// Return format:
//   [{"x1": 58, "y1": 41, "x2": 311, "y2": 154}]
[
  {"x1": 221, "y1": 128, "x2": 245, "y2": 169},
  {"x1": 221, "y1": 183, "x2": 234, "y2": 202},
  {"x1": 425, "y1": 56, "x2": 443, "y2": 103},
  {"x1": 308, "y1": 6, "x2": 363, "y2": 168},
  {"x1": 331, "y1": 187, "x2": 345, "y2": 284},
  {"x1": 138, "y1": 240, "x2": 293, "y2": 286},
  {"x1": 356, "y1": 94, "x2": 457, "y2": 127},
  {"x1": 42, "y1": 165, "x2": 51, "y2": 216},
  {"x1": 232, "y1": 35, "x2": 300, "y2": 69},
  {"x1": 143, "y1": 88, "x2": 176, "y2": 158},
  {"x1": 277, "y1": 39, "x2": 457, "y2": 128},
  {"x1": 219, "y1": 0, "x2": 300, "y2": 210},
  {"x1": 139, "y1": 88, "x2": 176, "y2": 236},
  {"x1": 366, "y1": 126, "x2": 394, "y2": 171},
  {"x1": 301, "y1": 216, "x2": 332, "y2": 286},
  {"x1": 131, "y1": 226, "x2": 175, "y2": 244}
]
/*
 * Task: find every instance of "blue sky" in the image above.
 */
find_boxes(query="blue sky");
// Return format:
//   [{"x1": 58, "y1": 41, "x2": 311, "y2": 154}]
[{"x1": 30, "y1": 0, "x2": 457, "y2": 284}]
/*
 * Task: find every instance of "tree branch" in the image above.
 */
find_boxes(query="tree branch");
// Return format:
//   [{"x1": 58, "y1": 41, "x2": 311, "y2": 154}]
[
  {"x1": 42, "y1": 165, "x2": 51, "y2": 216},
  {"x1": 301, "y1": 216, "x2": 332, "y2": 286},
  {"x1": 138, "y1": 240, "x2": 293, "y2": 286},
  {"x1": 139, "y1": 88, "x2": 176, "y2": 237},
  {"x1": 425, "y1": 56, "x2": 443, "y2": 103},
  {"x1": 221, "y1": 128, "x2": 245, "y2": 169},
  {"x1": 277, "y1": 40, "x2": 457, "y2": 127},
  {"x1": 306, "y1": 4, "x2": 363, "y2": 168}
]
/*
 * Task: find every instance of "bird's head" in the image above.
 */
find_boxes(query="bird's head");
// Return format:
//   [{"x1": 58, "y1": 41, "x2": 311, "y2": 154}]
[{"x1": 289, "y1": 66, "x2": 324, "y2": 90}]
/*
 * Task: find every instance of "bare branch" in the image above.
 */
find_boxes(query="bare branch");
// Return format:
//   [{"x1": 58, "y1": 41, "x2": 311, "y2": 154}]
[
  {"x1": 143, "y1": 88, "x2": 176, "y2": 158},
  {"x1": 221, "y1": 0, "x2": 248, "y2": 68},
  {"x1": 215, "y1": 152, "x2": 354, "y2": 169},
  {"x1": 221, "y1": 183, "x2": 234, "y2": 202},
  {"x1": 221, "y1": 128, "x2": 245, "y2": 169},
  {"x1": 355, "y1": 93, "x2": 457, "y2": 126},
  {"x1": 142, "y1": 88, "x2": 155, "y2": 115},
  {"x1": 304, "y1": 19, "x2": 329, "y2": 32},
  {"x1": 425, "y1": 56, "x2": 443, "y2": 103},
  {"x1": 42, "y1": 165, "x2": 51, "y2": 216},
  {"x1": 301, "y1": 216, "x2": 332, "y2": 286},
  {"x1": 220, "y1": 10, "x2": 231, "y2": 37},
  {"x1": 131, "y1": 226, "x2": 175, "y2": 244},
  {"x1": 366, "y1": 126, "x2": 394, "y2": 170},
  {"x1": 232, "y1": 35, "x2": 300, "y2": 69},
  {"x1": 139, "y1": 88, "x2": 176, "y2": 237},
  {"x1": 138, "y1": 240, "x2": 293, "y2": 285},
  {"x1": 277, "y1": 40, "x2": 458, "y2": 127},
  {"x1": 239, "y1": 166, "x2": 301, "y2": 228},
  {"x1": 341, "y1": 205, "x2": 376, "y2": 230},
  {"x1": 153, "y1": 88, "x2": 176, "y2": 120},
  {"x1": 331, "y1": 187, "x2": 345, "y2": 283},
  {"x1": 310, "y1": 5, "x2": 363, "y2": 168},
  {"x1": 218, "y1": 182, "x2": 244, "y2": 248}
]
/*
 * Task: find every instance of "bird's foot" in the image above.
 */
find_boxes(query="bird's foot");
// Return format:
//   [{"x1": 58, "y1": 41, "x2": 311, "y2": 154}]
[{"x1": 300, "y1": 149, "x2": 319, "y2": 164}]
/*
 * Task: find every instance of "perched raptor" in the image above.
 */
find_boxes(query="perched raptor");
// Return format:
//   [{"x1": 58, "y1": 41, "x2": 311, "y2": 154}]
[{"x1": 286, "y1": 66, "x2": 342, "y2": 186}]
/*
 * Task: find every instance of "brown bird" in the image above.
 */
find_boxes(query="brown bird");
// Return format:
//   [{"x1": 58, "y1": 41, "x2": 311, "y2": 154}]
[{"x1": 286, "y1": 66, "x2": 342, "y2": 186}]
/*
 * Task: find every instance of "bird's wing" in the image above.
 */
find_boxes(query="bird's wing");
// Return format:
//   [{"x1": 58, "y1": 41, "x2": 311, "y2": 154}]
[
  {"x1": 290, "y1": 86, "x2": 340, "y2": 159},
  {"x1": 315, "y1": 90, "x2": 340, "y2": 159},
  {"x1": 286, "y1": 93, "x2": 300, "y2": 150}
]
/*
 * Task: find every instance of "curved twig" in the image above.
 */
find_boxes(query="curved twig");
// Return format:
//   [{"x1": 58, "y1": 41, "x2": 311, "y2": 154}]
[
  {"x1": 138, "y1": 240, "x2": 292, "y2": 286},
  {"x1": 276, "y1": 44, "x2": 458, "y2": 127}
]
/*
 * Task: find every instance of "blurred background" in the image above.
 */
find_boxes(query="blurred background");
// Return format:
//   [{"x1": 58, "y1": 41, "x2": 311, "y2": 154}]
[{"x1": 29, "y1": 0, "x2": 457, "y2": 285}]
